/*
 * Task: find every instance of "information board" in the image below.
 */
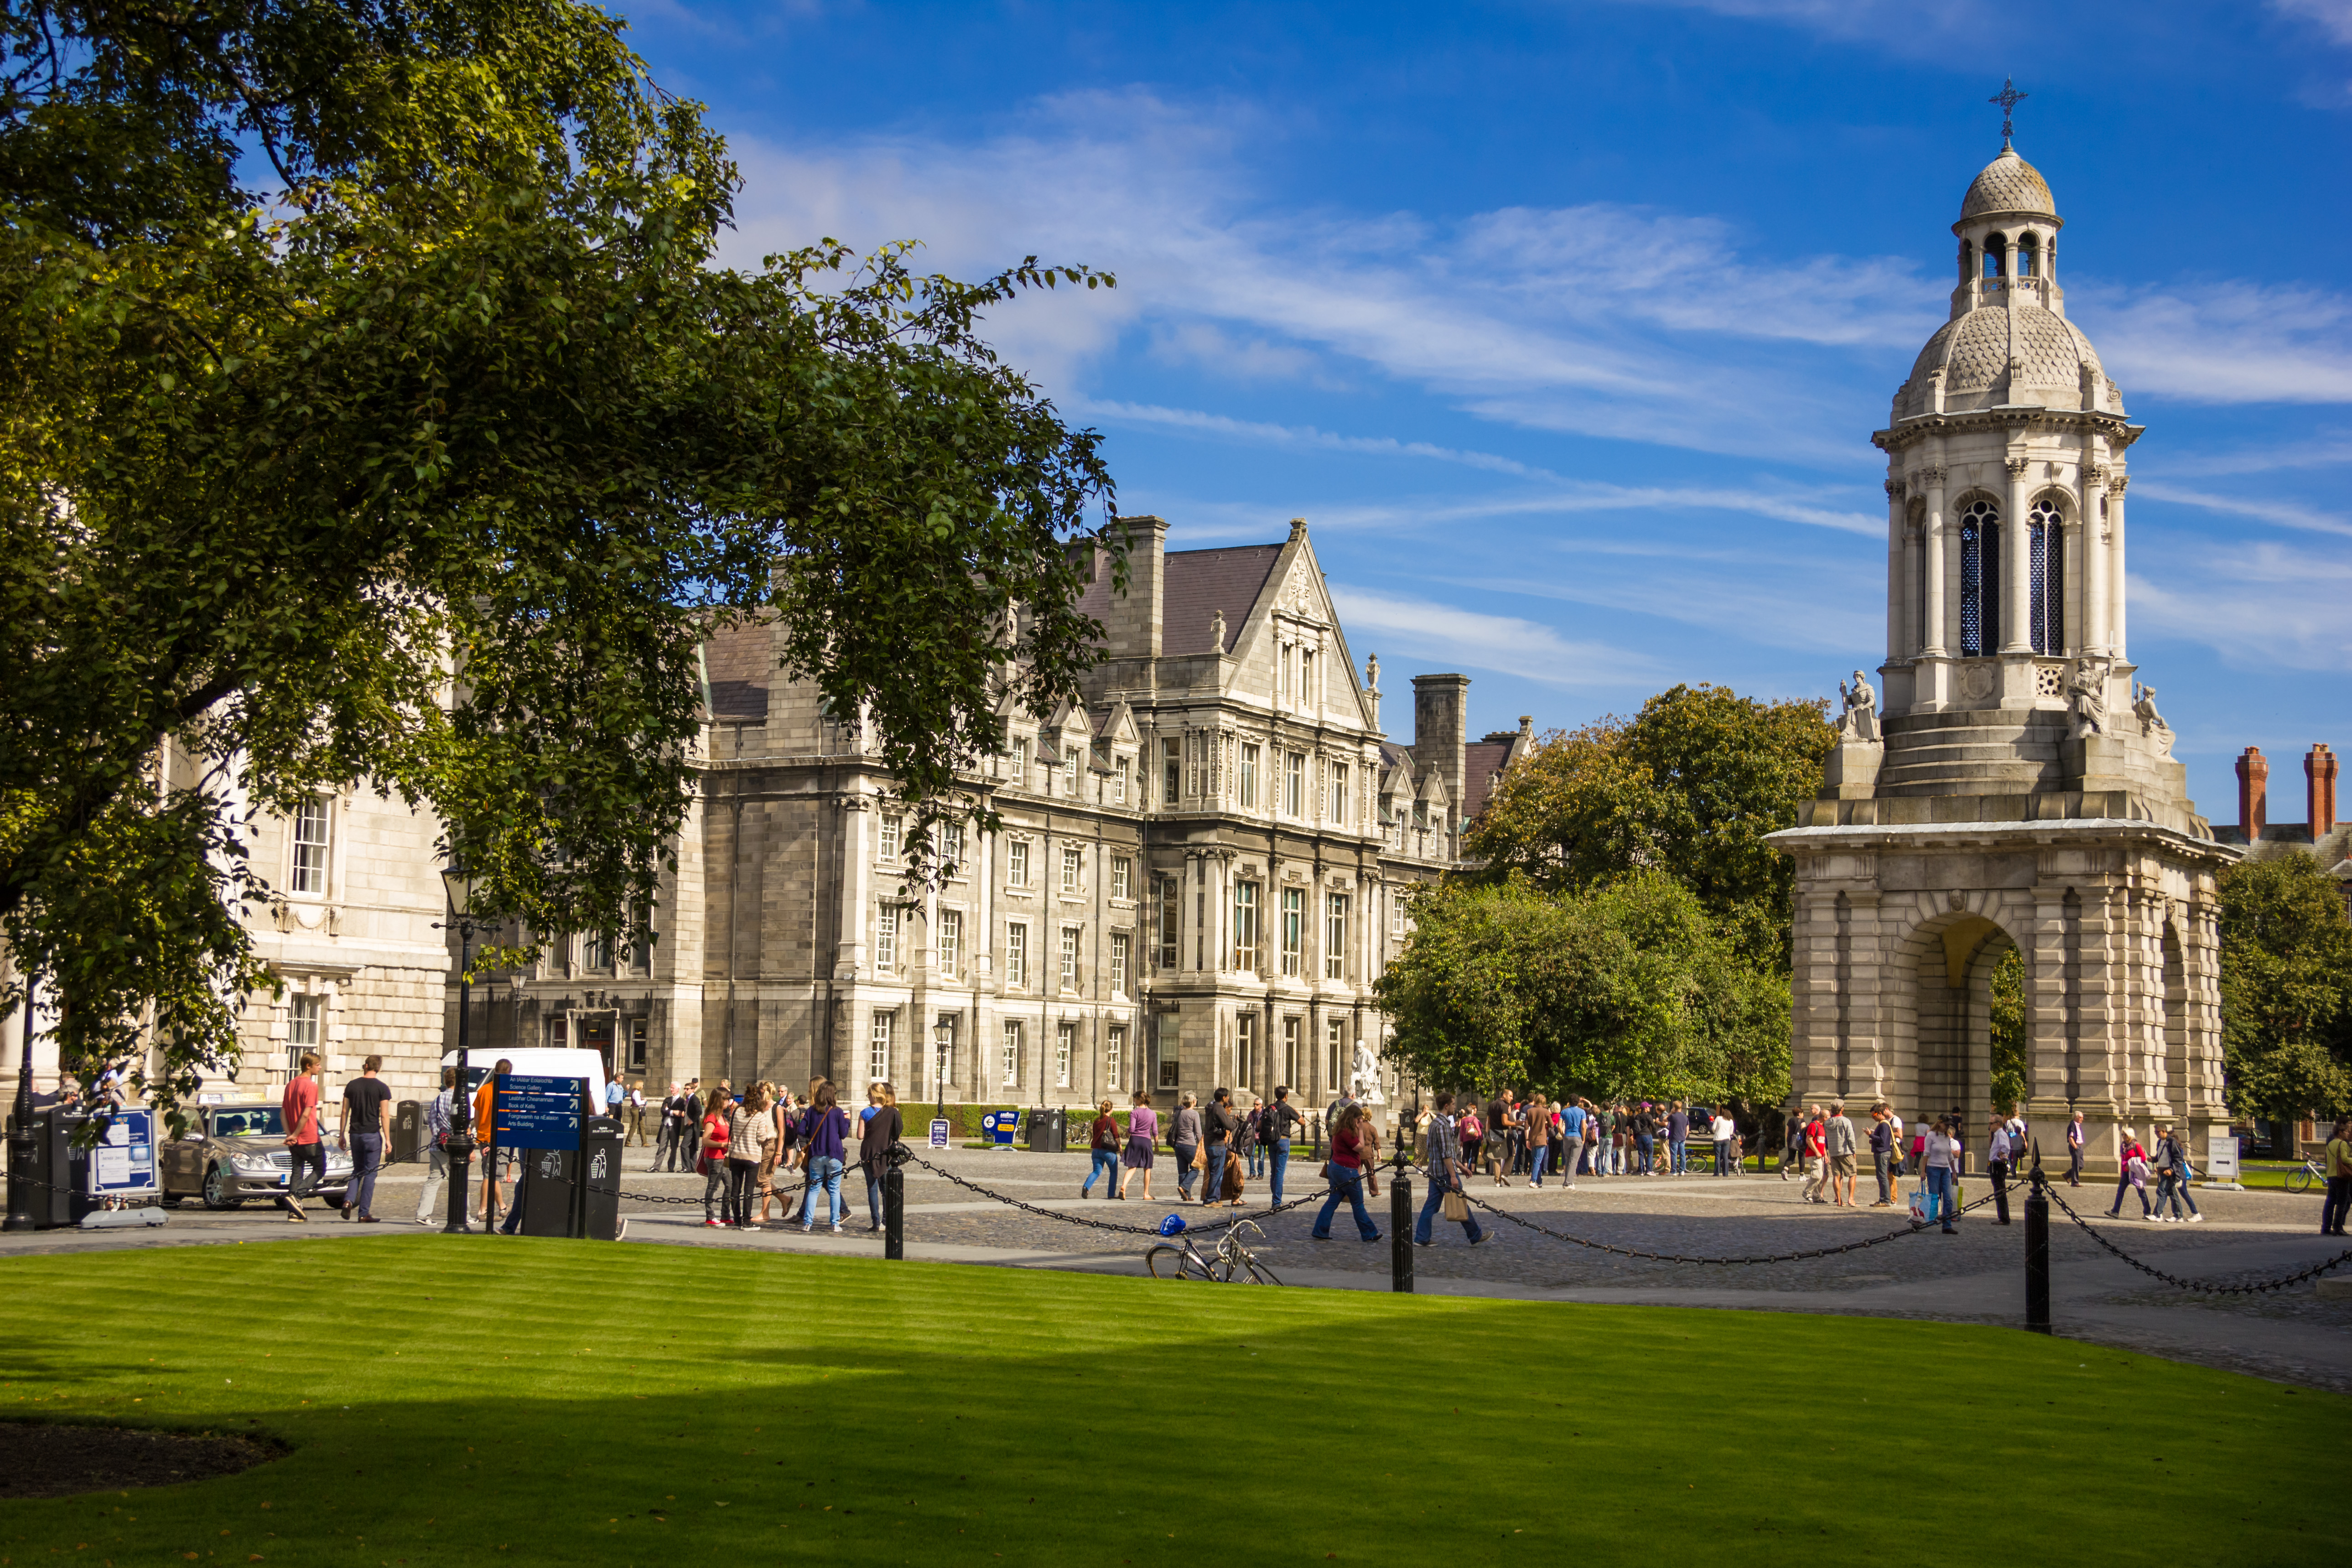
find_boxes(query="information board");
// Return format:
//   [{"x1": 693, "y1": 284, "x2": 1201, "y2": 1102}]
[
  {"x1": 929, "y1": 1117, "x2": 951, "y2": 1150},
  {"x1": 494, "y1": 1075, "x2": 587, "y2": 1152},
  {"x1": 88, "y1": 1109, "x2": 158, "y2": 1198},
  {"x1": 982, "y1": 1110, "x2": 1019, "y2": 1147},
  {"x1": 2206, "y1": 1132, "x2": 2240, "y2": 1179}
]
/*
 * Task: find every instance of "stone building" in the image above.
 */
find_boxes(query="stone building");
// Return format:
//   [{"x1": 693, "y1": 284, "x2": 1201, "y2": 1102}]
[
  {"x1": 1768, "y1": 132, "x2": 2233, "y2": 1174},
  {"x1": 458, "y1": 517, "x2": 1534, "y2": 1117}
]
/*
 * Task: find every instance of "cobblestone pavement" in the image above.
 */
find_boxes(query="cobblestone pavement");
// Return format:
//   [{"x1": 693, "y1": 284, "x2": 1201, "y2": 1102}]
[{"x1": 10, "y1": 1144, "x2": 2349, "y2": 1392}]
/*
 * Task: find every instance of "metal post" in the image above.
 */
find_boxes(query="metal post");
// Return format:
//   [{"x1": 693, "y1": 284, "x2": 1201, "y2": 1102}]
[
  {"x1": 2025, "y1": 1151, "x2": 2051, "y2": 1334},
  {"x1": 443, "y1": 924, "x2": 476, "y2": 1234},
  {"x1": 883, "y1": 1153, "x2": 905, "y2": 1261},
  {"x1": 1390, "y1": 1171, "x2": 1413, "y2": 1293},
  {"x1": 4, "y1": 965, "x2": 38, "y2": 1232}
]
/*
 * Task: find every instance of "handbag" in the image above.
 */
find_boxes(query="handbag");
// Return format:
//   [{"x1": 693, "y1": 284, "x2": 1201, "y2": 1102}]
[
  {"x1": 1442, "y1": 1187, "x2": 1470, "y2": 1223},
  {"x1": 1906, "y1": 1184, "x2": 1928, "y2": 1224}
]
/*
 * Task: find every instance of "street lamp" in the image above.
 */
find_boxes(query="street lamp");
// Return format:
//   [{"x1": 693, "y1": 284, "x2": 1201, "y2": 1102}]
[
  {"x1": 933, "y1": 1015, "x2": 953, "y2": 1126},
  {"x1": 437, "y1": 859, "x2": 487, "y2": 1235},
  {"x1": 3, "y1": 965, "x2": 42, "y2": 1232}
]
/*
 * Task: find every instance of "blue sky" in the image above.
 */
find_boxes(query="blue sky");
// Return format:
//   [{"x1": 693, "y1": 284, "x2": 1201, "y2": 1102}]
[{"x1": 624, "y1": 0, "x2": 2352, "y2": 821}]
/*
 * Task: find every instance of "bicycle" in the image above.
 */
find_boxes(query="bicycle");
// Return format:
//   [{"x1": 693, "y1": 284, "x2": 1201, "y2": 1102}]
[
  {"x1": 2286, "y1": 1156, "x2": 2326, "y2": 1194},
  {"x1": 1145, "y1": 1216, "x2": 1282, "y2": 1284}
]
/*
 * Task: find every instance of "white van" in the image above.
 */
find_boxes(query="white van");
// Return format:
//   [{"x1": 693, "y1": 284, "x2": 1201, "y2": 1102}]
[{"x1": 437, "y1": 1047, "x2": 615, "y2": 1121}]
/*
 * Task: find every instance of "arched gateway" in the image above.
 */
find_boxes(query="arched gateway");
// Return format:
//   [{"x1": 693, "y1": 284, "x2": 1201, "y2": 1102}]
[{"x1": 1768, "y1": 128, "x2": 2231, "y2": 1179}]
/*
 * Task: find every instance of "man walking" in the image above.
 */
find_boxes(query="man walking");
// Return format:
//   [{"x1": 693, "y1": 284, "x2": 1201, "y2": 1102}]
[
  {"x1": 1559, "y1": 1098, "x2": 1586, "y2": 1189},
  {"x1": 1867, "y1": 1102, "x2": 1896, "y2": 1207},
  {"x1": 475, "y1": 1057, "x2": 514, "y2": 1228},
  {"x1": 279, "y1": 1051, "x2": 324, "y2": 1222},
  {"x1": 1263, "y1": 1086, "x2": 1302, "y2": 1205},
  {"x1": 1413, "y1": 1092, "x2": 1485, "y2": 1248},
  {"x1": 2066, "y1": 1111, "x2": 2086, "y2": 1187},
  {"x1": 1798, "y1": 1106, "x2": 1827, "y2": 1201},
  {"x1": 1667, "y1": 1101, "x2": 1689, "y2": 1176},
  {"x1": 1986, "y1": 1114, "x2": 2014, "y2": 1225},
  {"x1": 1202, "y1": 1089, "x2": 1240, "y2": 1207},
  {"x1": 1826, "y1": 1101, "x2": 1858, "y2": 1207},
  {"x1": 2322, "y1": 1119, "x2": 2352, "y2": 1237},
  {"x1": 415, "y1": 1066, "x2": 466, "y2": 1227},
  {"x1": 338, "y1": 1054, "x2": 393, "y2": 1222},
  {"x1": 1710, "y1": 1108, "x2": 1734, "y2": 1176}
]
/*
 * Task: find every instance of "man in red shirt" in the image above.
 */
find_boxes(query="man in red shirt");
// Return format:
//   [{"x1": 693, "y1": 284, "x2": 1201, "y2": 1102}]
[
  {"x1": 279, "y1": 1051, "x2": 324, "y2": 1222},
  {"x1": 1800, "y1": 1105, "x2": 1829, "y2": 1204}
]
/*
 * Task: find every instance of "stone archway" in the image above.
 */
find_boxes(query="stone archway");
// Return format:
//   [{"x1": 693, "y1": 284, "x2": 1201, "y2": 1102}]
[{"x1": 1887, "y1": 901, "x2": 2028, "y2": 1129}]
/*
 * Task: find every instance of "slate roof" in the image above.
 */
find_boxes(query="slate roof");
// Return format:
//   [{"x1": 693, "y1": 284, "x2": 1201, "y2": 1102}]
[
  {"x1": 703, "y1": 616, "x2": 776, "y2": 721},
  {"x1": 1075, "y1": 541, "x2": 1285, "y2": 656},
  {"x1": 1462, "y1": 738, "x2": 1516, "y2": 821}
]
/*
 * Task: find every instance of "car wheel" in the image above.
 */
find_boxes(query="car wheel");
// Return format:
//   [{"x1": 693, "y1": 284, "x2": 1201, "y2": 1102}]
[{"x1": 201, "y1": 1163, "x2": 244, "y2": 1211}]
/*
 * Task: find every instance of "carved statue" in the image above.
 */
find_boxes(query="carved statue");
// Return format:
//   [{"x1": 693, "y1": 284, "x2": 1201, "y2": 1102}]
[
  {"x1": 1210, "y1": 608, "x2": 1226, "y2": 652},
  {"x1": 2068, "y1": 657, "x2": 2110, "y2": 740},
  {"x1": 1838, "y1": 669, "x2": 1879, "y2": 743},
  {"x1": 1365, "y1": 653, "x2": 1380, "y2": 690},
  {"x1": 2132, "y1": 681, "x2": 2174, "y2": 755},
  {"x1": 1351, "y1": 1041, "x2": 1386, "y2": 1105}
]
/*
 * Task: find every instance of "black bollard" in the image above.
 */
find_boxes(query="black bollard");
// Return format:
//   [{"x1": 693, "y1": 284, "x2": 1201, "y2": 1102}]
[
  {"x1": 2025, "y1": 1164, "x2": 2051, "y2": 1334},
  {"x1": 884, "y1": 1157, "x2": 905, "y2": 1261},
  {"x1": 1391, "y1": 1173, "x2": 1413, "y2": 1293}
]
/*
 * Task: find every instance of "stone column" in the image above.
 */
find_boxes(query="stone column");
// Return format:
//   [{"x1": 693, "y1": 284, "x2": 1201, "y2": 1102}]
[
  {"x1": 2107, "y1": 475, "x2": 2129, "y2": 662},
  {"x1": 2002, "y1": 456, "x2": 2034, "y2": 653},
  {"x1": 1885, "y1": 477, "x2": 1905, "y2": 661},
  {"x1": 836, "y1": 791, "x2": 870, "y2": 978},
  {"x1": 1922, "y1": 467, "x2": 1949, "y2": 656},
  {"x1": 2080, "y1": 463, "x2": 2108, "y2": 655}
]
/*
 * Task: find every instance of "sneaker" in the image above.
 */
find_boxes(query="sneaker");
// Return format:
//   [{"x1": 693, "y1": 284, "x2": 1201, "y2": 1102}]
[
  {"x1": 1412, "y1": 1237, "x2": 1432, "y2": 1247},
  {"x1": 1311, "y1": 1233, "x2": 1333, "y2": 1242},
  {"x1": 703, "y1": 1218, "x2": 725, "y2": 1228},
  {"x1": 739, "y1": 1223, "x2": 763, "y2": 1232},
  {"x1": 1468, "y1": 1231, "x2": 1485, "y2": 1245},
  {"x1": 2187, "y1": 1213, "x2": 2204, "y2": 1223},
  {"x1": 831, "y1": 1224, "x2": 843, "y2": 1235}
]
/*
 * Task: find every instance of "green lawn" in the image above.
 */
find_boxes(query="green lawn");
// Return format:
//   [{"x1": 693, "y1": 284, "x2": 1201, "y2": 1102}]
[{"x1": 0, "y1": 1238, "x2": 2342, "y2": 1565}]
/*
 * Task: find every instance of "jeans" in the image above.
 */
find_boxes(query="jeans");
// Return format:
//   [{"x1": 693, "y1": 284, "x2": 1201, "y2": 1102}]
[
  {"x1": 727, "y1": 1157, "x2": 761, "y2": 1223},
  {"x1": 2323, "y1": 1175, "x2": 2352, "y2": 1235},
  {"x1": 1173, "y1": 1142, "x2": 1199, "y2": 1197},
  {"x1": 2158, "y1": 1168, "x2": 2200, "y2": 1219},
  {"x1": 1414, "y1": 1171, "x2": 1484, "y2": 1245},
  {"x1": 1313, "y1": 1165, "x2": 1379, "y2": 1240},
  {"x1": 1635, "y1": 1134, "x2": 1653, "y2": 1174},
  {"x1": 415, "y1": 1145, "x2": 453, "y2": 1225},
  {"x1": 1874, "y1": 1149, "x2": 1894, "y2": 1205},
  {"x1": 279, "y1": 1141, "x2": 325, "y2": 1212},
  {"x1": 2110, "y1": 1170, "x2": 2151, "y2": 1217},
  {"x1": 1083, "y1": 1149, "x2": 1119, "y2": 1195},
  {"x1": 1713, "y1": 1139, "x2": 1731, "y2": 1175},
  {"x1": 802, "y1": 1155, "x2": 845, "y2": 1227},
  {"x1": 1269, "y1": 1137, "x2": 1291, "y2": 1205},
  {"x1": 1246, "y1": 1142, "x2": 1267, "y2": 1178},
  {"x1": 1528, "y1": 1144, "x2": 1549, "y2": 1185},
  {"x1": 1669, "y1": 1137, "x2": 1687, "y2": 1175},
  {"x1": 1924, "y1": 1165, "x2": 1956, "y2": 1227},
  {"x1": 1202, "y1": 1142, "x2": 1228, "y2": 1202},
  {"x1": 1989, "y1": 1158, "x2": 2011, "y2": 1223},
  {"x1": 347, "y1": 1131, "x2": 383, "y2": 1216},
  {"x1": 703, "y1": 1161, "x2": 733, "y2": 1223}
]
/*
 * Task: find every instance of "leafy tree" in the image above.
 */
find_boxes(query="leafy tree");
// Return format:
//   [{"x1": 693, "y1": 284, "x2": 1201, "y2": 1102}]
[
  {"x1": 2218, "y1": 855, "x2": 2352, "y2": 1129},
  {"x1": 1464, "y1": 684, "x2": 1835, "y2": 971},
  {"x1": 0, "y1": 0, "x2": 1117, "y2": 1121},
  {"x1": 1376, "y1": 872, "x2": 1789, "y2": 1106},
  {"x1": 1988, "y1": 946, "x2": 2028, "y2": 1112}
]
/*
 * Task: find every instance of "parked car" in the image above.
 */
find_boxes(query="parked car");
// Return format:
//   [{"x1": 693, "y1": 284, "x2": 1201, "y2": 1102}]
[{"x1": 159, "y1": 1102, "x2": 353, "y2": 1210}]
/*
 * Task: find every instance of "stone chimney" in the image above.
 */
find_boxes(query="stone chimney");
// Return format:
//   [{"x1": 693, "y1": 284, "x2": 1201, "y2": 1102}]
[
  {"x1": 2308, "y1": 743, "x2": 2339, "y2": 839},
  {"x1": 1411, "y1": 674, "x2": 1470, "y2": 827},
  {"x1": 1100, "y1": 515, "x2": 1166, "y2": 663},
  {"x1": 2237, "y1": 747, "x2": 2269, "y2": 841}
]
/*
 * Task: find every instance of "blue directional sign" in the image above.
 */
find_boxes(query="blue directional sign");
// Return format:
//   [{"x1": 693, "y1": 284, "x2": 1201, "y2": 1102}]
[{"x1": 494, "y1": 1075, "x2": 587, "y2": 1151}]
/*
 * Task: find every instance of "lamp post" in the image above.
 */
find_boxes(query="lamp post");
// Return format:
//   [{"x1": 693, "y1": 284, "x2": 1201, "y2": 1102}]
[
  {"x1": 3, "y1": 965, "x2": 41, "y2": 1232},
  {"x1": 933, "y1": 1015, "x2": 953, "y2": 1126},
  {"x1": 437, "y1": 861, "x2": 486, "y2": 1235}
]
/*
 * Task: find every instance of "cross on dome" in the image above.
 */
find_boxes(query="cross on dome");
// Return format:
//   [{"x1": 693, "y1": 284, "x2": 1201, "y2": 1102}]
[{"x1": 1989, "y1": 76, "x2": 2028, "y2": 151}]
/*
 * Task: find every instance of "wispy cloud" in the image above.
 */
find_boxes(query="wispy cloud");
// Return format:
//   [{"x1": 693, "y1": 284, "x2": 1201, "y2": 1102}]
[
  {"x1": 1076, "y1": 400, "x2": 1557, "y2": 478},
  {"x1": 2132, "y1": 483, "x2": 2352, "y2": 540},
  {"x1": 2077, "y1": 280, "x2": 2352, "y2": 406},
  {"x1": 2274, "y1": 0, "x2": 2352, "y2": 45},
  {"x1": 1452, "y1": 566, "x2": 1883, "y2": 656},
  {"x1": 2148, "y1": 434, "x2": 2352, "y2": 477},
  {"x1": 2129, "y1": 543, "x2": 2352, "y2": 671},
  {"x1": 1327, "y1": 587, "x2": 1662, "y2": 688}
]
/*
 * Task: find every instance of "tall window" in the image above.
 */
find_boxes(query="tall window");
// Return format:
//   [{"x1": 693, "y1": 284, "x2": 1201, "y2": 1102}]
[
  {"x1": 1110, "y1": 932, "x2": 1131, "y2": 995},
  {"x1": 875, "y1": 905, "x2": 898, "y2": 971},
  {"x1": 288, "y1": 993, "x2": 322, "y2": 1072},
  {"x1": 1001, "y1": 1022, "x2": 1022, "y2": 1089},
  {"x1": 1326, "y1": 1018, "x2": 1347, "y2": 1093},
  {"x1": 291, "y1": 799, "x2": 330, "y2": 894},
  {"x1": 1232, "y1": 882, "x2": 1260, "y2": 973},
  {"x1": 1059, "y1": 926, "x2": 1080, "y2": 990},
  {"x1": 1158, "y1": 878, "x2": 1179, "y2": 969},
  {"x1": 1061, "y1": 845, "x2": 1082, "y2": 893},
  {"x1": 1111, "y1": 856, "x2": 1132, "y2": 902},
  {"x1": 629, "y1": 1018, "x2": 648, "y2": 1070},
  {"x1": 1285, "y1": 752, "x2": 1305, "y2": 816},
  {"x1": 1106, "y1": 1025, "x2": 1125, "y2": 1091},
  {"x1": 1006, "y1": 923, "x2": 1028, "y2": 989},
  {"x1": 1063, "y1": 751, "x2": 1078, "y2": 794},
  {"x1": 2028, "y1": 497, "x2": 2065, "y2": 655},
  {"x1": 1007, "y1": 840, "x2": 1029, "y2": 887},
  {"x1": 1392, "y1": 888, "x2": 1409, "y2": 936},
  {"x1": 1329, "y1": 762, "x2": 1349, "y2": 826},
  {"x1": 1282, "y1": 1016, "x2": 1301, "y2": 1088},
  {"x1": 1114, "y1": 757, "x2": 1129, "y2": 804},
  {"x1": 869, "y1": 1011, "x2": 894, "y2": 1085},
  {"x1": 1280, "y1": 645, "x2": 1294, "y2": 706},
  {"x1": 1325, "y1": 893, "x2": 1350, "y2": 981},
  {"x1": 1240, "y1": 744, "x2": 1260, "y2": 809},
  {"x1": 1055, "y1": 1022, "x2": 1075, "y2": 1088},
  {"x1": 1299, "y1": 649, "x2": 1315, "y2": 712},
  {"x1": 583, "y1": 932, "x2": 612, "y2": 971},
  {"x1": 1958, "y1": 497, "x2": 2001, "y2": 658},
  {"x1": 1236, "y1": 1013, "x2": 1258, "y2": 1088},
  {"x1": 1281, "y1": 887, "x2": 1303, "y2": 977},
  {"x1": 939, "y1": 822, "x2": 965, "y2": 870},
  {"x1": 879, "y1": 813, "x2": 903, "y2": 860},
  {"x1": 937, "y1": 909, "x2": 962, "y2": 976},
  {"x1": 1163, "y1": 738, "x2": 1181, "y2": 806}
]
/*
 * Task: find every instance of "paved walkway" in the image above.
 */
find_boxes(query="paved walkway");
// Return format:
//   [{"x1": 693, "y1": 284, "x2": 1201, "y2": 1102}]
[{"x1": 9, "y1": 1145, "x2": 2348, "y2": 1392}]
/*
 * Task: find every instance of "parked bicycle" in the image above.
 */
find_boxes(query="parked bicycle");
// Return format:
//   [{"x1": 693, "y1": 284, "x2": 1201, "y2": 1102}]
[
  {"x1": 1145, "y1": 1215, "x2": 1282, "y2": 1284},
  {"x1": 2286, "y1": 1156, "x2": 2327, "y2": 1194}
]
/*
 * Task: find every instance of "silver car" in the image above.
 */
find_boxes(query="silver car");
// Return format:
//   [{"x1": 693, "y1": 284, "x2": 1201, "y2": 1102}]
[{"x1": 159, "y1": 1102, "x2": 354, "y2": 1210}]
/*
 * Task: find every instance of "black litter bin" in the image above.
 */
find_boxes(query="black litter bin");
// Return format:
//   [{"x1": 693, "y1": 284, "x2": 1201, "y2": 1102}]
[
  {"x1": 1026, "y1": 1107, "x2": 1066, "y2": 1153},
  {"x1": 582, "y1": 1124, "x2": 624, "y2": 1240},
  {"x1": 515, "y1": 1147, "x2": 579, "y2": 1237},
  {"x1": 390, "y1": 1100, "x2": 424, "y2": 1164}
]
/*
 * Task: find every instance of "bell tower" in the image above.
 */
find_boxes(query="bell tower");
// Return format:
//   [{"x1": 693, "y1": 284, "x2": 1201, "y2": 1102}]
[{"x1": 1769, "y1": 100, "x2": 2233, "y2": 1179}]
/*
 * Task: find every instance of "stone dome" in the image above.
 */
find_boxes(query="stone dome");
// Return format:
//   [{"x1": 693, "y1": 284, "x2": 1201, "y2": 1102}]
[
  {"x1": 1959, "y1": 148, "x2": 2057, "y2": 222},
  {"x1": 1894, "y1": 301, "x2": 2112, "y2": 419}
]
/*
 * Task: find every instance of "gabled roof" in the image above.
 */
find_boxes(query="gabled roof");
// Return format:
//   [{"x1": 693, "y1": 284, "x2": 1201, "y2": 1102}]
[
  {"x1": 1463, "y1": 739, "x2": 1516, "y2": 821},
  {"x1": 1070, "y1": 543, "x2": 1283, "y2": 657}
]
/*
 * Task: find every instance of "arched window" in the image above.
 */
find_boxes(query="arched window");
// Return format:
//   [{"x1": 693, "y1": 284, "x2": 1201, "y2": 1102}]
[
  {"x1": 1959, "y1": 239, "x2": 1976, "y2": 284},
  {"x1": 2017, "y1": 234, "x2": 2039, "y2": 278},
  {"x1": 2028, "y1": 497, "x2": 2065, "y2": 654},
  {"x1": 1982, "y1": 235, "x2": 2006, "y2": 279},
  {"x1": 1909, "y1": 497, "x2": 1928, "y2": 653},
  {"x1": 1959, "y1": 498, "x2": 2001, "y2": 657}
]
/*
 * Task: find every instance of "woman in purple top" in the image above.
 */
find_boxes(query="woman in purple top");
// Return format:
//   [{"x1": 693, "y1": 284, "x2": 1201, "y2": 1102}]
[
  {"x1": 1117, "y1": 1089, "x2": 1161, "y2": 1201},
  {"x1": 799, "y1": 1080, "x2": 851, "y2": 1234}
]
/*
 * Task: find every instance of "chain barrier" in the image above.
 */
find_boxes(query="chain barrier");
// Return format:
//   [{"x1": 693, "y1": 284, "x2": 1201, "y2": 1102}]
[
  {"x1": 2042, "y1": 1186, "x2": 2352, "y2": 1295},
  {"x1": 1456, "y1": 1178, "x2": 2010, "y2": 1265},
  {"x1": 898, "y1": 1150, "x2": 1324, "y2": 1237}
]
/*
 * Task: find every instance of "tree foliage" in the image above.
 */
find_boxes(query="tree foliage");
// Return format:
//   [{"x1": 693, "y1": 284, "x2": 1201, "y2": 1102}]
[
  {"x1": 1375, "y1": 872, "x2": 1789, "y2": 1106},
  {"x1": 0, "y1": 0, "x2": 1118, "y2": 1121},
  {"x1": 2218, "y1": 854, "x2": 2352, "y2": 1126},
  {"x1": 1988, "y1": 945, "x2": 2028, "y2": 1113},
  {"x1": 1464, "y1": 684, "x2": 1836, "y2": 971}
]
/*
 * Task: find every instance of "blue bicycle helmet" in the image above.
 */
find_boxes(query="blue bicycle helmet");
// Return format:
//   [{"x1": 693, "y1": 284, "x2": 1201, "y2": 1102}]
[{"x1": 1157, "y1": 1213, "x2": 1188, "y2": 1237}]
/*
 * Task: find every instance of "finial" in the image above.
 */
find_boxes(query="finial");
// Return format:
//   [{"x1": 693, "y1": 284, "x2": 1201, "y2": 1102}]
[
  {"x1": 1989, "y1": 76, "x2": 2027, "y2": 152},
  {"x1": 1288, "y1": 516, "x2": 1307, "y2": 541}
]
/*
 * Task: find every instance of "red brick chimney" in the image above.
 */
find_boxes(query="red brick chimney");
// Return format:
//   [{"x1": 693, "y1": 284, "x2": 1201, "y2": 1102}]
[
  {"x1": 2308, "y1": 743, "x2": 2339, "y2": 839},
  {"x1": 2238, "y1": 748, "x2": 2269, "y2": 841}
]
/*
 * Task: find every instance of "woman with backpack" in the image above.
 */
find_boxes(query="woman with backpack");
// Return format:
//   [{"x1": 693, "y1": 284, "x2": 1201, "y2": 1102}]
[
  {"x1": 1117, "y1": 1089, "x2": 1160, "y2": 1202},
  {"x1": 1080, "y1": 1098, "x2": 1123, "y2": 1199},
  {"x1": 1458, "y1": 1102, "x2": 1485, "y2": 1181}
]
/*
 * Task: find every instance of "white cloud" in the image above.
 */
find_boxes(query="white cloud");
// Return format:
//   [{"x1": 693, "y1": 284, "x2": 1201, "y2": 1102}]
[
  {"x1": 2128, "y1": 544, "x2": 2352, "y2": 671},
  {"x1": 2274, "y1": 0, "x2": 2352, "y2": 46},
  {"x1": 1326, "y1": 587, "x2": 1661, "y2": 688},
  {"x1": 1456, "y1": 564, "x2": 1884, "y2": 656},
  {"x1": 2131, "y1": 483, "x2": 2352, "y2": 540},
  {"x1": 2077, "y1": 280, "x2": 2352, "y2": 406},
  {"x1": 2149, "y1": 435, "x2": 2352, "y2": 476}
]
